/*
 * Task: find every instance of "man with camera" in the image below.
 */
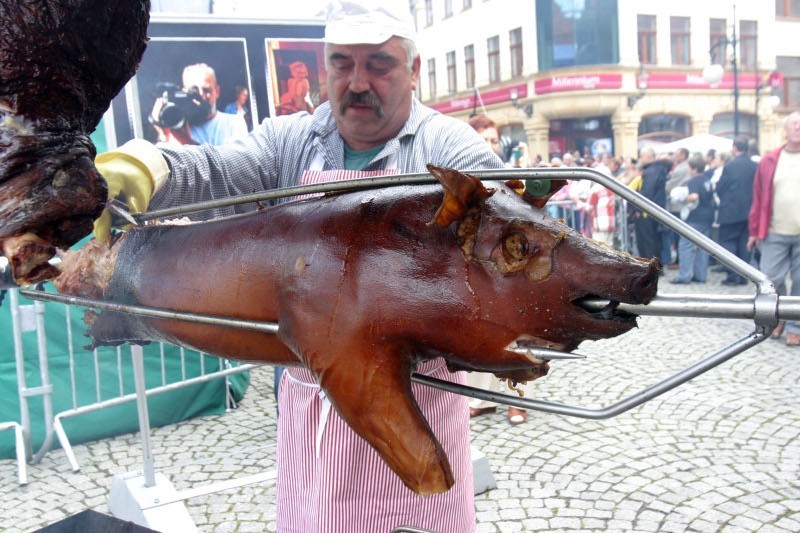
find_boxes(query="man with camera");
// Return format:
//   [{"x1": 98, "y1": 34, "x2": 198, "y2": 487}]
[{"x1": 151, "y1": 63, "x2": 248, "y2": 146}]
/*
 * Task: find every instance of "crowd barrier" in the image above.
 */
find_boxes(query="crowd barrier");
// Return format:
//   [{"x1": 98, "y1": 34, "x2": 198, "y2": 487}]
[{"x1": 547, "y1": 196, "x2": 635, "y2": 255}]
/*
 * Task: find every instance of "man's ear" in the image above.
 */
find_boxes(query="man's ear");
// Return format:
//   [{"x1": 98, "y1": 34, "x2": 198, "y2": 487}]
[
  {"x1": 214, "y1": 84, "x2": 221, "y2": 99},
  {"x1": 410, "y1": 55, "x2": 421, "y2": 91}
]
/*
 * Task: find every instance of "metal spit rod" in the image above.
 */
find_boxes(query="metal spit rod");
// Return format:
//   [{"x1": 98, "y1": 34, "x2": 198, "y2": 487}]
[
  {"x1": 18, "y1": 286, "x2": 789, "y2": 420},
  {"x1": 14, "y1": 168, "x2": 794, "y2": 418},
  {"x1": 19, "y1": 288, "x2": 800, "y2": 327}
]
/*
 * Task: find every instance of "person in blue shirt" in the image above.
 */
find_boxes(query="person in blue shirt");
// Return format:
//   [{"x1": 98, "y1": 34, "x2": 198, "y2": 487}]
[{"x1": 670, "y1": 154, "x2": 715, "y2": 284}]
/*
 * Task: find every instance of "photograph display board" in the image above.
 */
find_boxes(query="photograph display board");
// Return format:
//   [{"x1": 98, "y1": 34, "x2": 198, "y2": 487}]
[{"x1": 107, "y1": 15, "x2": 324, "y2": 149}]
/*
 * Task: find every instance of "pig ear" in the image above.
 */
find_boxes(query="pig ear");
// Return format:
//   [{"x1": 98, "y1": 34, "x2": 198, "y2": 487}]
[
  {"x1": 517, "y1": 178, "x2": 568, "y2": 208},
  {"x1": 427, "y1": 164, "x2": 495, "y2": 227}
]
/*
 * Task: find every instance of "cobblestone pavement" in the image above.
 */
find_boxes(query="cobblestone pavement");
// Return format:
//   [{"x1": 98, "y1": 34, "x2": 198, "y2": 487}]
[{"x1": 1, "y1": 269, "x2": 799, "y2": 532}]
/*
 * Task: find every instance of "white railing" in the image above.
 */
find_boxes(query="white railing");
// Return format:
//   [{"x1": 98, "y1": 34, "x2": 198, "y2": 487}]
[{"x1": 1, "y1": 288, "x2": 255, "y2": 481}]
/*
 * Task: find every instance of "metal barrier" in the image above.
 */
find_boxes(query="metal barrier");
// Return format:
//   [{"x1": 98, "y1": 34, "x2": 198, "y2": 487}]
[
  {"x1": 546, "y1": 196, "x2": 634, "y2": 255},
  {"x1": 2, "y1": 288, "x2": 256, "y2": 481}
]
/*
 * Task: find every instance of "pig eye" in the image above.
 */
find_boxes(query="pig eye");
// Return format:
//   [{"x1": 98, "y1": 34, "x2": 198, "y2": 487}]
[{"x1": 502, "y1": 232, "x2": 529, "y2": 263}]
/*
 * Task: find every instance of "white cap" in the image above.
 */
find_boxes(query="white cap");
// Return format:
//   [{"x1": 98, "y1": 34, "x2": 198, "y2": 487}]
[{"x1": 324, "y1": 0, "x2": 416, "y2": 45}]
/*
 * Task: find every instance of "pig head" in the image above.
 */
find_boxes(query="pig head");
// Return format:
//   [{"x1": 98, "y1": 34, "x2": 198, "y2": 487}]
[{"x1": 56, "y1": 165, "x2": 659, "y2": 495}]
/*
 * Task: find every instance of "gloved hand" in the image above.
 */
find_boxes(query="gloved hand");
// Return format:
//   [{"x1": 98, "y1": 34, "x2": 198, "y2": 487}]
[{"x1": 93, "y1": 153, "x2": 155, "y2": 243}]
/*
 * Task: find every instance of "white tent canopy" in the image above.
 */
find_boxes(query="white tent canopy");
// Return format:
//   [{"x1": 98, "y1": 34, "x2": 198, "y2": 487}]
[{"x1": 660, "y1": 134, "x2": 733, "y2": 156}]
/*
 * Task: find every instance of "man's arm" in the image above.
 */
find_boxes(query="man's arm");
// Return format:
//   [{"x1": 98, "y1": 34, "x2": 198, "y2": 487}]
[{"x1": 748, "y1": 158, "x2": 769, "y2": 248}]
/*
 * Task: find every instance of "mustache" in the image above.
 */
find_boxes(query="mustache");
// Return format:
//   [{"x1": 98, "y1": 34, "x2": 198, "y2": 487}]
[{"x1": 340, "y1": 91, "x2": 384, "y2": 118}]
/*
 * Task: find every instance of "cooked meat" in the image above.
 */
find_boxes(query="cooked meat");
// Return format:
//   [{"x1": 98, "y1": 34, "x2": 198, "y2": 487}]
[
  {"x1": 56, "y1": 166, "x2": 659, "y2": 494},
  {"x1": 0, "y1": 0, "x2": 150, "y2": 285}
]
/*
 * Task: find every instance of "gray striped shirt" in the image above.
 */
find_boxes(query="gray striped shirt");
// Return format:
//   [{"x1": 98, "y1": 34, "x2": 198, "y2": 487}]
[{"x1": 152, "y1": 97, "x2": 504, "y2": 219}]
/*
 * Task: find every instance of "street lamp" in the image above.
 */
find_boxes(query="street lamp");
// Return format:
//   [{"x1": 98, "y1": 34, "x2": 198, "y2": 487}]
[
  {"x1": 509, "y1": 88, "x2": 533, "y2": 118},
  {"x1": 627, "y1": 64, "x2": 649, "y2": 109},
  {"x1": 702, "y1": 4, "x2": 740, "y2": 137},
  {"x1": 754, "y1": 71, "x2": 783, "y2": 147}
]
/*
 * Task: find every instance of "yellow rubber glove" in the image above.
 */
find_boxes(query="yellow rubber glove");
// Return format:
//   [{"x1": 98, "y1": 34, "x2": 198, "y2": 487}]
[{"x1": 93, "y1": 153, "x2": 155, "y2": 243}]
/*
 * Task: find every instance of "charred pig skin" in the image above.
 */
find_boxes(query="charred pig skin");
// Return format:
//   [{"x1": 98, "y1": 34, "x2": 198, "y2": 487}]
[
  {"x1": 56, "y1": 166, "x2": 659, "y2": 495},
  {"x1": 0, "y1": 0, "x2": 150, "y2": 285}
]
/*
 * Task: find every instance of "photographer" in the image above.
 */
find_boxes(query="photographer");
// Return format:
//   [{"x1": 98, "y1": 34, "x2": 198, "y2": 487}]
[{"x1": 151, "y1": 63, "x2": 248, "y2": 146}]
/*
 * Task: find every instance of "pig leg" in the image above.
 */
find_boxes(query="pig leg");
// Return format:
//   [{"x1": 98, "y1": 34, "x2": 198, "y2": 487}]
[{"x1": 309, "y1": 347, "x2": 455, "y2": 495}]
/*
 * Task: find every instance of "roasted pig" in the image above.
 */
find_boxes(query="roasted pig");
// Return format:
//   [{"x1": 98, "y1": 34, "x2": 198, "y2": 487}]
[{"x1": 56, "y1": 165, "x2": 660, "y2": 494}]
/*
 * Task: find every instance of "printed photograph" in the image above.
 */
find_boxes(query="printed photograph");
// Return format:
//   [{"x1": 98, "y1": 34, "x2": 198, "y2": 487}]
[
  {"x1": 129, "y1": 37, "x2": 254, "y2": 146},
  {"x1": 266, "y1": 39, "x2": 327, "y2": 117}
]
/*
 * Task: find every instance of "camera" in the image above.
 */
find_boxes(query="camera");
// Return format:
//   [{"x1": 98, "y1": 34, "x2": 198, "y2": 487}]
[{"x1": 149, "y1": 83, "x2": 210, "y2": 129}]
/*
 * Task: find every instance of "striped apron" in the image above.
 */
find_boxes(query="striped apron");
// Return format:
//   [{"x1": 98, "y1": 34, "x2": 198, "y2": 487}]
[{"x1": 275, "y1": 152, "x2": 475, "y2": 533}]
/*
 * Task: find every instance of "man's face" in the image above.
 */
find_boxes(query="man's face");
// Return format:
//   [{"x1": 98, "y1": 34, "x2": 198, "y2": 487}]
[
  {"x1": 785, "y1": 113, "x2": 800, "y2": 147},
  {"x1": 183, "y1": 70, "x2": 220, "y2": 118},
  {"x1": 326, "y1": 37, "x2": 419, "y2": 150}
]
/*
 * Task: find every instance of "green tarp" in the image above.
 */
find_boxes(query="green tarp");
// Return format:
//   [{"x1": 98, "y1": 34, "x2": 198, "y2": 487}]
[{"x1": 0, "y1": 285, "x2": 250, "y2": 459}]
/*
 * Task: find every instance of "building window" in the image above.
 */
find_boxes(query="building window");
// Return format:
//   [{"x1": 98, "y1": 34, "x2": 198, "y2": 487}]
[
  {"x1": 444, "y1": 0, "x2": 452, "y2": 18},
  {"x1": 710, "y1": 112, "x2": 758, "y2": 139},
  {"x1": 549, "y1": 117, "x2": 614, "y2": 159},
  {"x1": 499, "y1": 124, "x2": 527, "y2": 162},
  {"x1": 637, "y1": 14, "x2": 657, "y2": 64},
  {"x1": 670, "y1": 16, "x2": 690, "y2": 65},
  {"x1": 447, "y1": 51, "x2": 457, "y2": 94},
  {"x1": 463, "y1": 0, "x2": 472, "y2": 9},
  {"x1": 425, "y1": 0, "x2": 433, "y2": 26},
  {"x1": 638, "y1": 114, "x2": 691, "y2": 144},
  {"x1": 740, "y1": 20, "x2": 757, "y2": 69},
  {"x1": 777, "y1": 55, "x2": 800, "y2": 107},
  {"x1": 710, "y1": 18, "x2": 727, "y2": 66},
  {"x1": 536, "y1": 0, "x2": 619, "y2": 69},
  {"x1": 776, "y1": 0, "x2": 800, "y2": 17},
  {"x1": 428, "y1": 58, "x2": 436, "y2": 98},
  {"x1": 487, "y1": 35, "x2": 500, "y2": 83},
  {"x1": 510, "y1": 27, "x2": 523, "y2": 78},
  {"x1": 464, "y1": 44, "x2": 475, "y2": 88}
]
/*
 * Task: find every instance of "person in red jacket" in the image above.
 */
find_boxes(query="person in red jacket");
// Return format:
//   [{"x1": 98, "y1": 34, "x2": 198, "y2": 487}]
[{"x1": 748, "y1": 111, "x2": 800, "y2": 345}]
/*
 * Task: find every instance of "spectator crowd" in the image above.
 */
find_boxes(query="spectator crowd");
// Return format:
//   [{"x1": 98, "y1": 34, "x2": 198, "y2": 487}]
[{"x1": 467, "y1": 112, "x2": 800, "y2": 349}]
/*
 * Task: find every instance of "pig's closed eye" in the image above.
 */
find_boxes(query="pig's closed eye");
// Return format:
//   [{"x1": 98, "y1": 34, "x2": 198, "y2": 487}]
[{"x1": 501, "y1": 232, "x2": 530, "y2": 270}]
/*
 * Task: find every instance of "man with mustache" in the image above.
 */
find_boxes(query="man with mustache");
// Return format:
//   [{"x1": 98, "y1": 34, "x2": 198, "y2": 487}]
[{"x1": 91, "y1": 0, "x2": 503, "y2": 531}]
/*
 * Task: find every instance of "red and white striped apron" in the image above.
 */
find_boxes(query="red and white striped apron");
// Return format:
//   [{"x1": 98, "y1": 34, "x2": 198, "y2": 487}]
[{"x1": 275, "y1": 152, "x2": 475, "y2": 533}]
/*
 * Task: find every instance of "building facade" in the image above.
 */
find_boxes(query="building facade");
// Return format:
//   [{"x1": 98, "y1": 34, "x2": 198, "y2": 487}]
[{"x1": 415, "y1": 0, "x2": 799, "y2": 161}]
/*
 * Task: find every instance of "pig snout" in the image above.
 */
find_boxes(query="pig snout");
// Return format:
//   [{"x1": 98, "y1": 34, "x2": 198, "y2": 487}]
[{"x1": 627, "y1": 257, "x2": 661, "y2": 305}]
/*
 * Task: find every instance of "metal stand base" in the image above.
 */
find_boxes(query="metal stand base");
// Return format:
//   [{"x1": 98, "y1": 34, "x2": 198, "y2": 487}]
[
  {"x1": 108, "y1": 471, "x2": 197, "y2": 532},
  {"x1": 471, "y1": 445, "x2": 496, "y2": 495}
]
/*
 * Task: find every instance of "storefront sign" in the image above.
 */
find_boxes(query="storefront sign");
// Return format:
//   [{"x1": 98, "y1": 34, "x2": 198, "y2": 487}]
[
  {"x1": 429, "y1": 84, "x2": 528, "y2": 114},
  {"x1": 769, "y1": 71, "x2": 784, "y2": 89},
  {"x1": 645, "y1": 72, "x2": 759, "y2": 90},
  {"x1": 534, "y1": 74, "x2": 622, "y2": 94}
]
